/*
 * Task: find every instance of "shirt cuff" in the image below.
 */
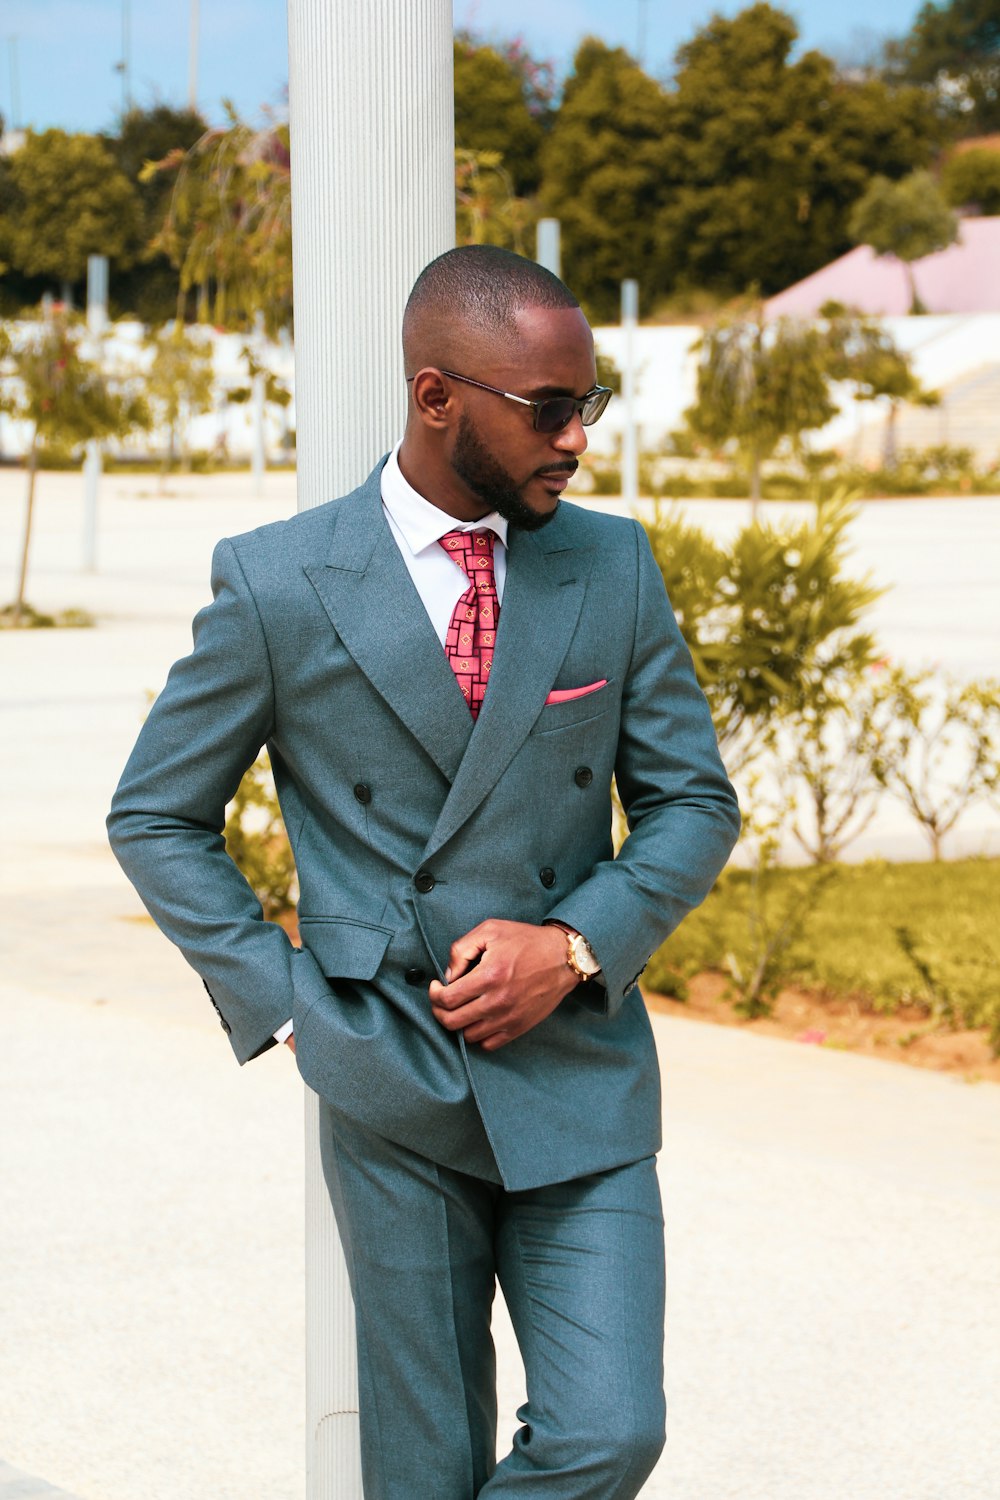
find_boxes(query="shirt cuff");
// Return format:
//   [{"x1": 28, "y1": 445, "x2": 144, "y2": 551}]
[{"x1": 273, "y1": 1018, "x2": 294, "y2": 1044}]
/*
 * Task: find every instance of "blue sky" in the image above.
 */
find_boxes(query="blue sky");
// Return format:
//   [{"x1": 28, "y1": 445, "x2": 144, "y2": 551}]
[{"x1": 2, "y1": 0, "x2": 924, "y2": 136}]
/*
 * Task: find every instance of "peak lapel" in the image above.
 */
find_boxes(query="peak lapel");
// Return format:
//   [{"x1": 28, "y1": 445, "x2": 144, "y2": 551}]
[
  {"x1": 304, "y1": 476, "x2": 473, "y2": 784},
  {"x1": 423, "y1": 525, "x2": 594, "y2": 861}
]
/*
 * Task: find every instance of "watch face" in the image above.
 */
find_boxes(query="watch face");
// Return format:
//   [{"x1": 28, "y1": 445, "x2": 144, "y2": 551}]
[{"x1": 571, "y1": 933, "x2": 601, "y2": 976}]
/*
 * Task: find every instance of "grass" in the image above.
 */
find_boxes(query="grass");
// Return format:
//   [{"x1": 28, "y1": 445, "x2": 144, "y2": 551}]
[{"x1": 646, "y1": 857, "x2": 1000, "y2": 1050}]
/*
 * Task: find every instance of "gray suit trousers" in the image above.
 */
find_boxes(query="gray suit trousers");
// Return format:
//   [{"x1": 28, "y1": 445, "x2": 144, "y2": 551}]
[{"x1": 318, "y1": 1103, "x2": 667, "y2": 1499}]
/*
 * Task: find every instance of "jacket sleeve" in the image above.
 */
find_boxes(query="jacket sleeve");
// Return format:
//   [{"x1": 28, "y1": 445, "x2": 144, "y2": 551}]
[
  {"x1": 107, "y1": 536, "x2": 301, "y2": 1063},
  {"x1": 545, "y1": 520, "x2": 741, "y2": 1014}
]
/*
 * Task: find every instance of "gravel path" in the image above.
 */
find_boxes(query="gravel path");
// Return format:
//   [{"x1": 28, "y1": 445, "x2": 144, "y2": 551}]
[{"x1": 2, "y1": 473, "x2": 998, "y2": 1498}]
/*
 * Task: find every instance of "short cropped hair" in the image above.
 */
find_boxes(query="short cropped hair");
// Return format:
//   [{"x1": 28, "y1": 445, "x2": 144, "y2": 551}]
[{"x1": 402, "y1": 245, "x2": 579, "y2": 369}]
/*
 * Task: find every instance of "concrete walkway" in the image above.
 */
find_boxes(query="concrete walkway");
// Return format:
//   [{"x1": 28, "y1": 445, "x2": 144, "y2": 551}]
[{"x1": 2, "y1": 472, "x2": 999, "y2": 1498}]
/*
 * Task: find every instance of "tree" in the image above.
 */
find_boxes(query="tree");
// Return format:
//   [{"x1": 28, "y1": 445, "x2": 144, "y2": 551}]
[
  {"x1": 106, "y1": 104, "x2": 208, "y2": 322},
  {"x1": 941, "y1": 143, "x2": 1000, "y2": 212},
  {"x1": 777, "y1": 667, "x2": 886, "y2": 862},
  {"x1": 539, "y1": 38, "x2": 671, "y2": 320},
  {"x1": 2, "y1": 311, "x2": 150, "y2": 625},
  {"x1": 822, "y1": 301, "x2": 939, "y2": 466},
  {"x1": 142, "y1": 324, "x2": 216, "y2": 480},
  {"x1": 0, "y1": 130, "x2": 143, "y2": 298},
  {"x1": 683, "y1": 312, "x2": 837, "y2": 511},
  {"x1": 644, "y1": 493, "x2": 881, "y2": 772},
  {"x1": 884, "y1": 0, "x2": 1000, "y2": 136},
  {"x1": 847, "y1": 169, "x2": 959, "y2": 312},
  {"x1": 656, "y1": 3, "x2": 939, "y2": 298},
  {"x1": 145, "y1": 107, "x2": 292, "y2": 332},
  {"x1": 455, "y1": 149, "x2": 534, "y2": 252},
  {"x1": 454, "y1": 38, "x2": 546, "y2": 195},
  {"x1": 870, "y1": 667, "x2": 1000, "y2": 858}
]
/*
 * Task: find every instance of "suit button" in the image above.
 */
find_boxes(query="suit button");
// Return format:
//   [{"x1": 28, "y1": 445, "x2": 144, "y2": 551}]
[
  {"x1": 574, "y1": 766, "x2": 593, "y2": 787},
  {"x1": 220, "y1": 1018, "x2": 232, "y2": 1035},
  {"x1": 414, "y1": 870, "x2": 435, "y2": 893},
  {"x1": 405, "y1": 967, "x2": 427, "y2": 986},
  {"x1": 539, "y1": 867, "x2": 556, "y2": 888},
  {"x1": 353, "y1": 782, "x2": 372, "y2": 804}
]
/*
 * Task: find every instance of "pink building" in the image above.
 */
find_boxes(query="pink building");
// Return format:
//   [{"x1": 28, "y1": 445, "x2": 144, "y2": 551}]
[{"x1": 765, "y1": 217, "x2": 1000, "y2": 318}]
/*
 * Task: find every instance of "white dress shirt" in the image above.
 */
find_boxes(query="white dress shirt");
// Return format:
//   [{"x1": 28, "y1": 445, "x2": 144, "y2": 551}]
[{"x1": 272, "y1": 444, "x2": 508, "y2": 1044}]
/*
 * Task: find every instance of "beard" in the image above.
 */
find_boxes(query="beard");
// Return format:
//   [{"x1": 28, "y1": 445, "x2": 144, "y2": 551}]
[{"x1": 450, "y1": 411, "x2": 575, "y2": 532}]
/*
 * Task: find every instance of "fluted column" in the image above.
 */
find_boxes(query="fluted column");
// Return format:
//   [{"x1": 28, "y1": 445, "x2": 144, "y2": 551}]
[{"x1": 286, "y1": 3, "x2": 454, "y2": 1495}]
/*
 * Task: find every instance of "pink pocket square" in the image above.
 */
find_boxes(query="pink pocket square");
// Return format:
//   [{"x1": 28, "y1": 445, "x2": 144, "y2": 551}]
[{"x1": 544, "y1": 679, "x2": 608, "y2": 705}]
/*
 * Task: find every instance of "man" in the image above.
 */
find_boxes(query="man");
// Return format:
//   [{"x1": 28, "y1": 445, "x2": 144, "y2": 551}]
[{"x1": 108, "y1": 245, "x2": 740, "y2": 1498}]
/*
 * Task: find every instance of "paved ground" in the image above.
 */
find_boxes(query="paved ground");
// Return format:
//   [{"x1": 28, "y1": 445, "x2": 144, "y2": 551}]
[{"x1": 2, "y1": 471, "x2": 999, "y2": 1498}]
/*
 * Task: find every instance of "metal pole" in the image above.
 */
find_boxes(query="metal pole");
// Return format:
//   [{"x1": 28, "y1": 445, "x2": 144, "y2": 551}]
[
  {"x1": 83, "y1": 255, "x2": 110, "y2": 572},
  {"x1": 536, "y1": 218, "x2": 561, "y2": 279},
  {"x1": 621, "y1": 278, "x2": 639, "y2": 508},
  {"x1": 189, "y1": 0, "x2": 199, "y2": 111},
  {"x1": 8, "y1": 35, "x2": 20, "y2": 128},
  {"x1": 286, "y1": 3, "x2": 453, "y2": 1494}
]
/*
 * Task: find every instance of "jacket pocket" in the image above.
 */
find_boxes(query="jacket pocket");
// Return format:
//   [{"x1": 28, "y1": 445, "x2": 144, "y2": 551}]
[{"x1": 298, "y1": 916, "x2": 394, "y2": 980}]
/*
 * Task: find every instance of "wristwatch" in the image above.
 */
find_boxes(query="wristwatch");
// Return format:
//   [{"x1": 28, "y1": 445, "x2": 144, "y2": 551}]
[{"x1": 547, "y1": 921, "x2": 602, "y2": 982}]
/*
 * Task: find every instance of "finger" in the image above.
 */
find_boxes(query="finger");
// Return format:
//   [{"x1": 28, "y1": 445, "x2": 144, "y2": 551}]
[
  {"x1": 478, "y1": 1028, "x2": 514, "y2": 1051},
  {"x1": 428, "y1": 968, "x2": 489, "y2": 1010},
  {"x1": 431, "y1": 996, "x2": 493, "y2": 1032},
  {"x1": 444, "y1": 925, "x2": 491, "y2": 983}
]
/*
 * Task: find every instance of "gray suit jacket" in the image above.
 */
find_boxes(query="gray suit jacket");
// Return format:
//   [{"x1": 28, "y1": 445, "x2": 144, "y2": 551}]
[{"x1": 108, "y1": 460, "x2": 739, "y2": 1190}]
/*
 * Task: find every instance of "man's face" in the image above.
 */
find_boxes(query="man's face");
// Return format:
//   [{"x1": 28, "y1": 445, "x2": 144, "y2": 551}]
[{"x1": 446, "y1": 305, "x2": 598, "y2": 531}]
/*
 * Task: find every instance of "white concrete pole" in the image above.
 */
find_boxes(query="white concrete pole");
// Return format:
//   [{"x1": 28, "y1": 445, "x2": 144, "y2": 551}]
[
  {"x1": 83, "y1": 255, "x2": 109, "y2": 572},
  {"x1": 286, "y1": 3, "x2": 454, "y2": 1495},
  {"x1": 621, "y1": 278, "x2": 639, "y2": 509},
  {"x1": 188, "y1": 0, "x2": 199, "y2": 111},
  {"x1": 251, "y1": 317, "x2": 267, "y2": 497},
  {"x1": 536, "y1": 218, "x2": 561, "y2": 278}
]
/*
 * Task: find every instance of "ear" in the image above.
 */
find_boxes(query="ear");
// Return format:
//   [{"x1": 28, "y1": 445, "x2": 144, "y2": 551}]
[{"x1": 409, "y1": 367, "x2": 455, "y2": 431}]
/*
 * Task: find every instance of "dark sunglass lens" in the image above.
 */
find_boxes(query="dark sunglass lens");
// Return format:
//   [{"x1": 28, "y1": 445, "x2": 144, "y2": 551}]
[
  {"x1": 536, "y1": 398, "x2": 576, "y2": 433},
  {"x1": 581, "y1": 388, "x2": 612, "y2": 425}
]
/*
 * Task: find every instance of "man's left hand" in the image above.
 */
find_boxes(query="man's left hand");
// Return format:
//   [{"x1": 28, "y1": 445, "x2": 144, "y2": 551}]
[{"x1": 429, "y1": 920, "x2": 578, "y2": 1051}]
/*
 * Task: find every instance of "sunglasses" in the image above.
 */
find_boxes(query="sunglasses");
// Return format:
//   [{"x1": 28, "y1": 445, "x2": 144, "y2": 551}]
[{"x1": 406, "y1": 370, "x2": 613, "y2": 433}]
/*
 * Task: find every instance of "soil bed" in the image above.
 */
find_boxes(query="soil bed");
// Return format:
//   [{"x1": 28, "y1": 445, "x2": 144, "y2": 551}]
[{"x1": 644, "y1": 972, "x2": 1000, "y2": 1084}]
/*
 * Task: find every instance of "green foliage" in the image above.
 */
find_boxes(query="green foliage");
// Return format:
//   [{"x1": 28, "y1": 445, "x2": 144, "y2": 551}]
[
  {"x1": 141, "y1": 324, "x2": 216, "y2": 474},
  {"x1": 941, "y1": 145, "x2": 1000, "y2": 213},
  {"x1": 145, "y1": 106, "x2": 292, "y2": 333},
  {"x1": 454, "y1": 38, "x2": 546, "y2": 194},
  {"x1": 643, "y1": 492, "x2": 881, "y2": 770},
  {"x1": 539, "y1": 38, "x2": 671, "y2": 320},
  {"x1": 223, "y1": 753, "x2": 297, "y2": 919},
  {"x1": 2, "y1": 310, "x2": 151, "y2": 623},
  {"x1": 847, "y1": 170, "x2": 958, "y2": 311},
  {"x1": 655, "y1": 4, "x2": 939, "y2": 298},
  {"x1": 455, "y1": 149, "x2": 534, "y2": 252},
  {"x1": 106, "y1": 104, "x2": 209, "y2": 322},
  {"x1": 883, "y1": 0, "x2": 1000, "y2": 136},
  {"x1": 777, "y1": 666, "x2": 887, "y2": 863},
  {"x1": 721, "y1": 776, "x2": 838, "y2": 1016},
  {"x1": 0, "y1": 129, "x2": 143, "y2": 287},
  {"x1": 646, "y1": 857, "x2": 1000, "y2": 1050},
  {"x1": 684, "y1": 312, "x2": 838, "y2": 501},
  {"x1": 821, "y1": 301, "x2": 939, "y2": 465},
  {"x1": 870, "y1": 667, "x2": 1000, "y2": 859}
]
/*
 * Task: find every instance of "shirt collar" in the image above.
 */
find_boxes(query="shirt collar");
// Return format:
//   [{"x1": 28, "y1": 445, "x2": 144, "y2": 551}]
[{"x1": 381, "y1": 441, "x2": 508, "y2": 558}]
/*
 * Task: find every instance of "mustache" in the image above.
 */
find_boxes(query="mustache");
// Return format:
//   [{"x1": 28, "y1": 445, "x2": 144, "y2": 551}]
[{"x1": 535, "y1": 460, "x2": 579, "y2": 477}]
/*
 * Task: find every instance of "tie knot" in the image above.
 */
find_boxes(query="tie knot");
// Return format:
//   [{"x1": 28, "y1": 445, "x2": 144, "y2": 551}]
[{"x1": 439, "y1": 528, "x2": 497, "y2": 584}]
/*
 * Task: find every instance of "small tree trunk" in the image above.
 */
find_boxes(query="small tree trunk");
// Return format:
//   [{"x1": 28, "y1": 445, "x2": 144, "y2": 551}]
[
  {"x1": 749, "y1": 450, "x2": 762, "y2": 523},
  {"x1": 883, "y1": 401, "x2": 899, "y2": 470},
  {"x1": 905, "y1": 261, "x2": 926, "y2": 316},
  {"x1": 13, "y1": 432, "x2": 39, "y2": 626}
]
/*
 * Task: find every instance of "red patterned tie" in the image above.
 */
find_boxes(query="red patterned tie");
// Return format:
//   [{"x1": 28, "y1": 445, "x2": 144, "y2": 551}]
[{"x1": 439, "y1": 529, "x2": 500, "y2": 719}]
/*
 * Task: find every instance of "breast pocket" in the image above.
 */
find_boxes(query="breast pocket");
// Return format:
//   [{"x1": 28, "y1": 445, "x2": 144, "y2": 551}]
[{"x1": 532, "y1": 680, "x2": 615, "y2": 735}]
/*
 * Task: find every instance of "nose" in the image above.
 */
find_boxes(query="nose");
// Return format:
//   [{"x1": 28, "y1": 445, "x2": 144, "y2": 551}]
[{"x1": 551, "y1": 410, "x2": 588, "y2": 457}]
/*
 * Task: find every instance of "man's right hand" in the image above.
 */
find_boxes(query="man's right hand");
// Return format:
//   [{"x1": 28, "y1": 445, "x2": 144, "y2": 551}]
[{"x1": 284, "y1": 1034, "x2": 296, "y2": 1054}]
